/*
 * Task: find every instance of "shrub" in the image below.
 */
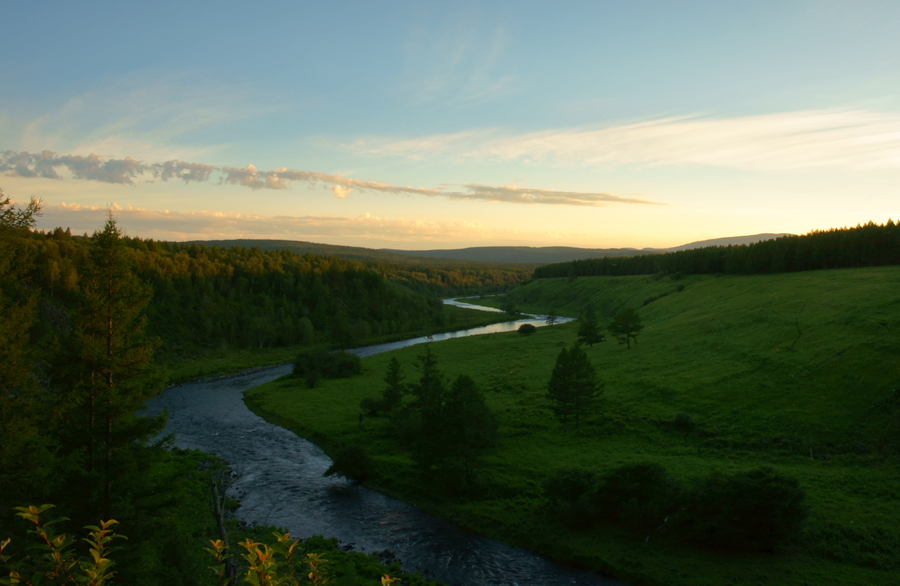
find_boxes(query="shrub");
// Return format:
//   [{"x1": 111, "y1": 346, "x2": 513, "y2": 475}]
[
  {"x1": 590, "y1": 462, "x2": 682, "y2": 528},
  {"x1": 542, "y1": 467, "x2": 599, "y2": 530},
  {"x1": 517, "y1": 323, "x2": 537, "y2": 335},
  {"x1": 675, "y1": 467, "x2": 808, "y2": 550},
  {"x1": 324, "y1": 446, "x2": 377, "y2": 484},
  {"x1": 294, "y1": 349, "x2": 361, "y2": 386},
  {"x1": 543, "y1": 467, "x2": 597, "y2": 504}
]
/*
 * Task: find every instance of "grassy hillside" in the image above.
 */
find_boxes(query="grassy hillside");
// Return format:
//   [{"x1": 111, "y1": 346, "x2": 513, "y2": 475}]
[{"x1": 245, "y1": 267, "x2": 900, "y2": 586}]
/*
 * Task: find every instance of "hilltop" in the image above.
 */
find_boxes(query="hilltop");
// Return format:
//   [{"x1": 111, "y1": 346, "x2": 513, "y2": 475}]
[{"x1": 188, "y1": 234, "x2": 791, "y2": 265}]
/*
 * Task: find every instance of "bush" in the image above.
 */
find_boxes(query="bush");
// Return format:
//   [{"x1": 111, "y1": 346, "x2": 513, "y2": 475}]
[
  {"x1": 543, "y1": 467, "x2": 599, "y2": 530},
  {"x1": 517, "y1": 323, "x2": 537, "y2": 335},
  {"x1": 543, "y1": 466, "x2": 596, "y2": 503},
  {"x1": 324, "y1": 446, "x2": 377, "y2": 484},
  {"x1": 675, "y1": 467, "x2": 808, "y2": 550},
  {"x1": 590, "y1": 462, "x2": 682, "y2": 528},
  {"x1": 294, "y1": 349, "x2": 361, "y2": 387}
]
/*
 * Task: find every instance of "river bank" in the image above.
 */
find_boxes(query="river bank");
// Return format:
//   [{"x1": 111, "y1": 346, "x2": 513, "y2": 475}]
[
  {"x1": 149, "y1": 328, "x2": 626, "y2": 585},
  {"x1": 243, "y1": 276, "x2": 900, "y2": 586}
]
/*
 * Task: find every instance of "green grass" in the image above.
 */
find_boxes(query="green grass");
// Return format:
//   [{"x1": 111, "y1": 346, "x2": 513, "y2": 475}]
[{"x1": 245, "y1": 267, "x2": 900, "y2": 586}]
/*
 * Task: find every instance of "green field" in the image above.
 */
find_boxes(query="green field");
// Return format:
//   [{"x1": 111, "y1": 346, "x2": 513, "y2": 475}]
[{"x1": 245, "y1": 267, "x2": 900, "y2": 586}]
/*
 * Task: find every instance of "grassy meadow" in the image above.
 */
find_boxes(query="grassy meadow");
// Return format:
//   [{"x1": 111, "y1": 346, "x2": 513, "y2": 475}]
[{"x1": 244, "y1": 267, "x2": 900, "y2": 586}]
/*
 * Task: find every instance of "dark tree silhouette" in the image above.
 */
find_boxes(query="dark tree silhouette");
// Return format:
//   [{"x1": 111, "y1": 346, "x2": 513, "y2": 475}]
[
  {"x1": 608, "y1": 308, "x2": 643, "y2": 349},
  {"x1": 547, "y1": 343, "x2": 601, "y2": 428},
  {"x1": 577, "y1": 305, "x2": 604, "y2": 347}
]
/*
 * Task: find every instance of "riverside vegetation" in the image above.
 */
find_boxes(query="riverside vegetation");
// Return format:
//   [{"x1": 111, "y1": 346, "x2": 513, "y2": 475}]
[
  {"x1": 245, "y1": 265, "x2": 900, "y2": 586},
  {"x1": 4, "y1": 186, "x2": 898, "y2": 585},
  {"x1": 0, "y1": 189, "x2": 513, "y2": 585}
]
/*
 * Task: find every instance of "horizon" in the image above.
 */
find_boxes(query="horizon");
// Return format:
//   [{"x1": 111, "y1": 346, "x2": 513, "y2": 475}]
[{"x1": 2, "y1": 2, "x2": 899, "y2": 249}]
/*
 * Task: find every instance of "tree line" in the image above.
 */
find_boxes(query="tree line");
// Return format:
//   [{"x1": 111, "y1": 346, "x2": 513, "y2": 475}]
[
  {"x1": 534, "y1": 220, "x2": 900, "y2": 279},
  {"x1": 7, "y1": 213, "x2": 520, "y2": 357}
]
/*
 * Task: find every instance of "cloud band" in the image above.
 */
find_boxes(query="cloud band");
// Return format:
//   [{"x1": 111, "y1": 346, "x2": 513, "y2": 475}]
[{"x1": 1, "y1": 150, "x2": 659, "y2": 207}]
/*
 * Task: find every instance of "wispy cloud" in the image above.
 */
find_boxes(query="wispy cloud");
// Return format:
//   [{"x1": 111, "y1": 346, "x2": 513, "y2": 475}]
[
  {"x1": 447, "y1": 184, "x2": 660, "y2": 206},
  {"x1": 402, "y1": 15, "x2": 518, "y2": 105},
  {"x1": 16, "y1": 73, "x2": 259, "y2": 162},
  {"x1": 3, "y1": 150, "x2": 660, "y2": 206},
  {"x1": 351, "y1": 109, "x2": 900, "y2": 171},
  {"x1": 38, "y1": 203, "x2": 492, "y2": 245}
]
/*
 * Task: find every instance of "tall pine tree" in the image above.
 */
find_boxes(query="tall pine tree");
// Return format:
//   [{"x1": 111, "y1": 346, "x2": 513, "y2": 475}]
[{"x1": 62, "y1": 214, "x2": 164, "y2": 514}]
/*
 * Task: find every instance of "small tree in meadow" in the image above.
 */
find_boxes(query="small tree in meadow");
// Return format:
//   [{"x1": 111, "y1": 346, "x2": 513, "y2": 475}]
[
  {"x1": 547, "y1": 343, "x2": 601, "y2": 428},
  {"x1": 608, "y1": 307, "x2": 643, "y2": 349}
]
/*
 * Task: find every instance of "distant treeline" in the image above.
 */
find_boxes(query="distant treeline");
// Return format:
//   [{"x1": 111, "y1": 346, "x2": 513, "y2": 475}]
[
  {"x1": 13, "y1": 228, "x2": 518, "y2": 354},
  {"x1": 534, "y1": 221, "x2": 900, "y2": 279}
]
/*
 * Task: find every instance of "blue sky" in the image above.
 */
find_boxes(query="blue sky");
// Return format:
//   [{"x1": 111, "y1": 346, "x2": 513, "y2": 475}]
[{"x1": 2, "y1": 1, "x2": 899, "y2": 248}]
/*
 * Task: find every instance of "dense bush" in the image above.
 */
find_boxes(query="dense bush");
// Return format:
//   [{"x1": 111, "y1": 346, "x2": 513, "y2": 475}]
[
  {"x1": 294, "y1": 349, "x2": 362, "y2": 387},
  {"x1": 324, "y1": 446, "x2": 377, "y2": 484},
  {"x1": 590, "y1": 462, "x2": 682, "y2": 527},
  {"x1": 517, "y1": 323, "x2": 537, "y2": 335},
  {"x1": 542, "y1": 467, "x2": 599, "y2": 530},
  {"x1": 674, "y1": 466, "x2": 808, "y2": 550}
]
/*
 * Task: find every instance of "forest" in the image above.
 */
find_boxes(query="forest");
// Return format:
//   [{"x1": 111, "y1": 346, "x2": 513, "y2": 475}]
[
  {"x1": 534, "y1": 220, "x2": 900, "y2": 278},
  {"x1": 0, "y1": 190, "x2": 513, "y2": 585}
]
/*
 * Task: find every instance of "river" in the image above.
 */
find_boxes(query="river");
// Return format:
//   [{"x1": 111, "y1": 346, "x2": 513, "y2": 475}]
[{"x1": 146, "y1": 299, "x2": 627, "y2": 586}]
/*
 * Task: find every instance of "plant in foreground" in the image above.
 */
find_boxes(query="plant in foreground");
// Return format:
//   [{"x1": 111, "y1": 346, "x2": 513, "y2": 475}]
[{"x1": 0, "y1": 504, "x2": 123, "y2": 586}]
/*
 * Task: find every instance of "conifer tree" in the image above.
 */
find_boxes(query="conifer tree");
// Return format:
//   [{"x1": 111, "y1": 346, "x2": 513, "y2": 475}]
[
  {"x1": 608, "y1": 307, "x2": 643, "y2": 349},
  {"x1": 577, "y1": 305, "x2": 604, "y2": 347},
  {"x1": 547, "y1": 343, "x2": 601, "y2": 428},
  {"x1": 64, "y1": 214, "x2": 164, "y2": 512}
]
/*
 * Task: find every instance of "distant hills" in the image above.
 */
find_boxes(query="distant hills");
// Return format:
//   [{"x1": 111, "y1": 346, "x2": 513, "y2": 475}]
[{"x1": 188, "y1": 234, "x2": 791, "y2": 266}]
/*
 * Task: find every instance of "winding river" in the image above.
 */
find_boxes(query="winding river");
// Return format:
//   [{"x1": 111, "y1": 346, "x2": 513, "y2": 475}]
[{"x1": 146, "y1": 300, "x2": 627, "y2": 586}]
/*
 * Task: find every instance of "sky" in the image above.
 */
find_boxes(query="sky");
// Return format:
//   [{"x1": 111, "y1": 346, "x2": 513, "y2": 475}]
[{"x1": 2, "y1": 1, "x2": 899, "y2": 249}]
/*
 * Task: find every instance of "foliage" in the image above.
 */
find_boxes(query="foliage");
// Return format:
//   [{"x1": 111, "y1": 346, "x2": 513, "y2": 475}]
[
  {"x1": 56, "y1": 215, "x2": 166, "y2": 514},
  {"x1": 294, "y1": 350, "x2": 361, "y2": 387},
  {"x1": 517, "y1": 323, "x2": 537, "y2": 336},
  {"x1": 360, "y1": 358, "x2": 406, "y2": 416},
  {"x1": 589, "y1": 463, "x2": 682, "y2": 528},
  {"x1": 546, "y1": 343, "x2": 601, "y2": 428},
  {"x1": 541, "y1": 467, "x2": 598, "y2": 530},
  {"x1": 607, "y1": 307, "x2": 642, "y2": 349},
  {"x1": 576, "y1": 305, "x2": 603, "y2": 347},
  {"x1": 674, "y1": 467, "x2": 809, "y2": 551},
  {"x1": 0, "y1": 504, "x2": 123, "y2": 586},
  {"x1": 534, "y1": 219, "x2": 900, "y2": 278},
  {"x1": 500, "y1": 296, "x2": 519, "y2": 315},
  {"x1": 324, "y1": 446, "x2": 377, "y2": 484},
  {"x1": 0, "y1": 189, "x2": 41, "y2": 231}
]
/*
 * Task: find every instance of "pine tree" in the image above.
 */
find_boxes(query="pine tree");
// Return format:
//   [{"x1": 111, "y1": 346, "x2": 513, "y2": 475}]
[
  {"x1": 547, "y1": 343, "x2": 601, "y2": 428},
  {"x1": 608, "y1": 307, "x2": 643, "y2": 349},
  {"x1": 443, "y1": 375, "x2": 497, "y2": 482},
  {"x1": 577, "y1": 305, "x2": 604, "y2": 347},
  {"x1": 64, "y1": 214, "x2": 164, "y2": 513},
  {"x1": 382, "y1": 357, "x2": 406, "y2": 411}
]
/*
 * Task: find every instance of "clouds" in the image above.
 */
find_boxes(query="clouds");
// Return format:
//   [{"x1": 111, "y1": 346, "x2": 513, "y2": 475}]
[
  {"x1": 1, "y1": 150, "x2": 215, "y2": 185},
  {"x1": 37, "y1": 202, "x2": 494, "y2": 246},
  {"x1": 352, "y1": 109, "x2": 900, "y2": 171},
  {"x1": 3, "y1": 150, "x2": 660, "y2": 207},
  {"x1": 449, "y1": 184, "x2": 660, "y2": 206}
]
